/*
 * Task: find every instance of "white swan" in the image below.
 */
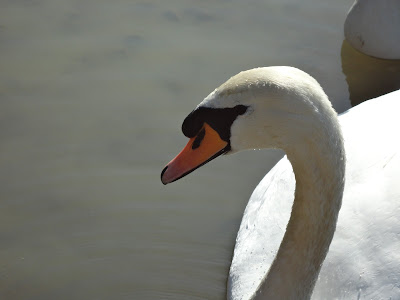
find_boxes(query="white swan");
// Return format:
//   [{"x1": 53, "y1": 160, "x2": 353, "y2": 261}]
[
  {"x1": 161, "y1": 67, "x2": 400, "y2": 299},
  {"x1": 344, "y1": 0, "x2": 400, "y2": 59}
]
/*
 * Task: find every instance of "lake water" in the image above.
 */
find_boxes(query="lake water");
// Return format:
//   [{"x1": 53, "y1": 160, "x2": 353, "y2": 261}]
[{"x1": 1, "y1": 0, "x2": 400, "y2": 299}]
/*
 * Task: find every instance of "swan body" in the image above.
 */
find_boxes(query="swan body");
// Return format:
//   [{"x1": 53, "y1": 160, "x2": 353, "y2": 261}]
[
  {"x1": 344, "y1": 0, "x2": 400, "y2": 59},
  {"x1": 161, "y1": 67, "x2": 400, "y2": 299},
  {"x1": 229, "y1": 89, "x2": 400, "y2": 299}
]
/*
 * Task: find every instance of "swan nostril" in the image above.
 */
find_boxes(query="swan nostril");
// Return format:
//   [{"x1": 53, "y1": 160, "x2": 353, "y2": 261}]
[
  {"x1": 192, "y1": 128, "x2": 206, "y2": 150},
  {"x1": 161, "y1": 166, "x2": 168, "y2": 185}
]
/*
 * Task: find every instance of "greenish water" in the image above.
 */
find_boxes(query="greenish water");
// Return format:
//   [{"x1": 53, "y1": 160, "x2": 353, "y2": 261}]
[{"x1": 1, "y1": 0, "x2": 400, "y2": 299}]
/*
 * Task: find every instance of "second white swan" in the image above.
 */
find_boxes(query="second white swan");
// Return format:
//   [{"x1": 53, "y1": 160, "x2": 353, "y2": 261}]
[{"x1": 344, "y1": 0, "x2": 400, "y2": 59}]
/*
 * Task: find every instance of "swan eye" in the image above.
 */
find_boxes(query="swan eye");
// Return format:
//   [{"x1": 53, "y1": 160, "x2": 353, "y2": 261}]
[
  {"x1": 235, "y1": 105, "x2": 248, "y2": 115},
  {"x1": 192, "y1": 127, "x2": 205, "y2": 150}
]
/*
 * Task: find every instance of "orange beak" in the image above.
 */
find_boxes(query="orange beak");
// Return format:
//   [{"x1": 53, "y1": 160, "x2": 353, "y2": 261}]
[{"x1": 161, "y1": 123, "x2": 229, "y2": 184}]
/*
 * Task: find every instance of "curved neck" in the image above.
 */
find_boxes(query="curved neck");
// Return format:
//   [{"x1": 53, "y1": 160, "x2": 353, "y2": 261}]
[{"x1": 253, "y1": 124, "x2": 346, "y2": 299}]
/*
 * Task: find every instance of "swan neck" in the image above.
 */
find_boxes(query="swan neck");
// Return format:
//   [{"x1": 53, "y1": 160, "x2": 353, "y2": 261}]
[{"x1": 254, "y1": 129, "x2": 345, "y2": 299}]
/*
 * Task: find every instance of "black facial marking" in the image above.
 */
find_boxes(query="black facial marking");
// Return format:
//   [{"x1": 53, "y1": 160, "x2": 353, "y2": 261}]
[
  {"x1": 192, "y1": 127, "x2": 205, "y2": 149},
  {"x1": 182, "y1": 105, "x2": 248, "y2": 141}
]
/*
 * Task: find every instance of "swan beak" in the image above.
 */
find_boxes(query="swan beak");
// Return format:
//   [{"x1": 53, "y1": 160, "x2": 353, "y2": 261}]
[{"x1": 161, "y1": 123, "x2": 229, "y2": 185}]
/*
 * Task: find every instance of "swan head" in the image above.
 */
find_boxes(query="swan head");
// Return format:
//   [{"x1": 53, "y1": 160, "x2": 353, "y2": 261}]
[{"x1": 161, "y1": 66, "x2": 336, "y2": 184}]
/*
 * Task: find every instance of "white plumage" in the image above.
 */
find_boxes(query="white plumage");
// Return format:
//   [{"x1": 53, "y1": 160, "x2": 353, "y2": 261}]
[
  {"x1": 344, "y1": 0, "x2": 400, "y2": 59},
  {"x1": 163, "y1": 67, "x2": 400, "y2": 299},
  {"x1": 227, "y1": 71, "x2": 400, "y2": 299}
]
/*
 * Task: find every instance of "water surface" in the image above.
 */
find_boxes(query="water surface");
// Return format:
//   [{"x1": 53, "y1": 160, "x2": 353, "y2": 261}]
[{"x1": 1, "y1": 0, "x2": 400, "y2": 299}]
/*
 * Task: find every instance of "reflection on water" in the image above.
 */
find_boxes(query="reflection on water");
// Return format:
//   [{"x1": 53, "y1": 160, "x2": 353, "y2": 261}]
[
  {"x1": 341, "y1": 40, "x2": 400, "y2": 106},
  {"x1": 1, "y1": 0, "x2": 399, "y2": 299}
]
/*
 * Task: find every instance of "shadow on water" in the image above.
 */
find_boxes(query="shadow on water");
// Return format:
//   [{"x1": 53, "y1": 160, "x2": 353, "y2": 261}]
[{"x1": 341, "y1": 39, "x2": 400, "y2": 107}]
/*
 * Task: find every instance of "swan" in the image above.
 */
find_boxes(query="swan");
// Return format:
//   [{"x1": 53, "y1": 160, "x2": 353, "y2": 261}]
[
  {"x1": 160, "y1": 67, "x2": 400, "y2": 299},
  {"x1": 344, "y1": 0, "x2": 400, "y2": 59}
]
